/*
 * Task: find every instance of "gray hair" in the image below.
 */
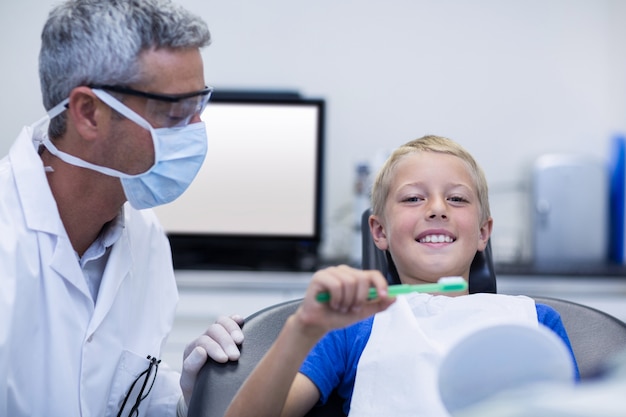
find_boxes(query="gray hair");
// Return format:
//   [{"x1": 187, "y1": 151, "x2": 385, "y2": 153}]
[{"x1": 40, "y1": 0, "x2": 211, "y2": 138}]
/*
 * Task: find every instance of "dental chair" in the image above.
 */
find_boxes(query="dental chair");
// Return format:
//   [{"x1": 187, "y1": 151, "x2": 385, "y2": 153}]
[
  {"x1": 187, "y1": 210, "x2": 626, "y2": 417},
  {"x1": 188, "y1": 298, "x2": 343, "y2": 417},
  {"x1": 187, "y1": 209, "x2": 499, "y2": 417},
  {"x1": 360, "y1": 208, "x2": 626, "y2": 380}
]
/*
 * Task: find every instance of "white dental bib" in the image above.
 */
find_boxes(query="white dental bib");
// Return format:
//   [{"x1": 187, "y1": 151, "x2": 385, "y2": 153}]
[{"x1": 348, "y1": 293, "x2": 537, "y2": 417}]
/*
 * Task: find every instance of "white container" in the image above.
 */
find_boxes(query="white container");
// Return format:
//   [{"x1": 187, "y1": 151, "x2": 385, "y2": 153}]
[{"x1": 530, "y1": 153, "x2": 608, "y2": 264}]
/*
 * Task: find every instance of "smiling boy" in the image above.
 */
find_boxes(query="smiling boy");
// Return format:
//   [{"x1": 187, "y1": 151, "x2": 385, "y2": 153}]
[
  {"x1": 369, "y1": 139, "x2": 492, "y2": 285},
  {"x1": 224, "y1": 135, "x2": 578, "y2": 417}
]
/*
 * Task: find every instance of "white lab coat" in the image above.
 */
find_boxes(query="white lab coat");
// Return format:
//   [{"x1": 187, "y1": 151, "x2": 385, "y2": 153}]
[{"x1": 0, "y1": 123, "x2": 182, "y2": 416}]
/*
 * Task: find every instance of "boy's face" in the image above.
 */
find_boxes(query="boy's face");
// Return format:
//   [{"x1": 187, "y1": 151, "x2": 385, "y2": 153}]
[{"x1": 370, "y1": 151, "x2": 492, "y2": 285}]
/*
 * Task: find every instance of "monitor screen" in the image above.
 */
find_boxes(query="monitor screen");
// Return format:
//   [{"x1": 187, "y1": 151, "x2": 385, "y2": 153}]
[{"x1": 153, "y1": 91, "x2": 325, "y2": 271}]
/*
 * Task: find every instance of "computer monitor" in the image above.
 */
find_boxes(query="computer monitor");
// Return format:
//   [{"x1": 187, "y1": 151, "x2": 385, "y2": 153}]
[{"x1": 153, "y1": 91, "x2": 325, "y2": 271}]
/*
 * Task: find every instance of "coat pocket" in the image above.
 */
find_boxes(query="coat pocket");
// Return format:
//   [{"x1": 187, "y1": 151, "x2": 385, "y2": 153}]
[{"x1": 105, "y1": 350, "x2": 160, "y2": 417}]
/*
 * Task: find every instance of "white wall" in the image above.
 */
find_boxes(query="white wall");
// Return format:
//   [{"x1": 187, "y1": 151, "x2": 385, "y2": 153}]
[{"x1": 2, "y1": 0, "x2": 625, "y2": 262}]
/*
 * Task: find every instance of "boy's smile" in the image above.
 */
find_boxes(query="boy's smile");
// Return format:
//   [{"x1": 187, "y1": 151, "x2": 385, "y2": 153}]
[
  {"x1": 372, "y1": 151, "x2": 492, "y2": 285},
  {"x1": 416, "y1": 229, "x2": 456, "y2": 244}
]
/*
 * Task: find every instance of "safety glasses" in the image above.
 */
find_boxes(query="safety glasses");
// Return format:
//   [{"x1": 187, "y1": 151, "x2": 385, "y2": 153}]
[{"x1": 90, "y1": 84, "x2": 213, "y2": 128}]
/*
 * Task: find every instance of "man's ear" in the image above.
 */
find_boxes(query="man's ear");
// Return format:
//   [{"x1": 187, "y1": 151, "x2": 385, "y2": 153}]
[
  {"x1": 368, "y1": 214, "x2": 389, "y2": 251},
  {"x1": 477, "y1": 216, "x2": 493, "y2": 252},
  {"x1": 66, "y1": 86, "x2": 103, "y2": 141}
]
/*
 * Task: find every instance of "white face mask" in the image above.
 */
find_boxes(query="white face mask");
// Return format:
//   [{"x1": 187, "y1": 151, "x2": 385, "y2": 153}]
[{"x1": 39, "y1": 89, "x2": 208, "y2": 209}]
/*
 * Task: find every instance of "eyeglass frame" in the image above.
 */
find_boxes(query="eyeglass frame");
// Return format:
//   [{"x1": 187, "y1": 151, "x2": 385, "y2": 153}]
[
  {"x1": 89, "y1": 84, "x2": 213, "y2": 128},
  {"x1": 90, "y1": 84, "x2": 213, "y2": 103},
  {"x1": 116, "y1": 355, "x2": 161, "y2": 417}
]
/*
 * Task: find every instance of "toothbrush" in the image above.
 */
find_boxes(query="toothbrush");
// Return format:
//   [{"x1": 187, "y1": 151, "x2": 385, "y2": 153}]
[{"x1": 315, "y1": 276, "x2": 467, "y2": 303}]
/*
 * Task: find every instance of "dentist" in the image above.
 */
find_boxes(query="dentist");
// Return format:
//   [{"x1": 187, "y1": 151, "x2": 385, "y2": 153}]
[{"x1": 0, "y1": 1, "x2": 243, "y2": 416}]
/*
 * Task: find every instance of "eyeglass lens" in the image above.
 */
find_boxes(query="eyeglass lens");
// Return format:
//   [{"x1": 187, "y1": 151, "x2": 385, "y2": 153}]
[{"x1": 144, "y1": 92, "x2": 211, "y2": 128}]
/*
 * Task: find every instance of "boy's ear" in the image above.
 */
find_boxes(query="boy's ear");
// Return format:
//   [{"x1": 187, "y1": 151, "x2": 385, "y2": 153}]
[
  {"x1": 477, "y1": 216, "x2": 494, "y2": 251},
  {"x1": 369, "y1": 215, "x2": 389, "y2": 251}
]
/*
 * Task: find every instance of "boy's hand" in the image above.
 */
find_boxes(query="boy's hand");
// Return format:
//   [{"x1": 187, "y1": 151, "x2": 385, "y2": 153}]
[{"x1": 297, "y1": 265, "x2": 396, "y2": 335}]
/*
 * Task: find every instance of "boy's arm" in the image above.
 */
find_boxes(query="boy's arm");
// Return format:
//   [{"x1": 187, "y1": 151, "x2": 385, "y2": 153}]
[
  {"x1": 536, "y1": 303, "x2": 580, "y2": 380},
  {"x1": 224, "y1": 265, "x2": 395, "y2": 417}
]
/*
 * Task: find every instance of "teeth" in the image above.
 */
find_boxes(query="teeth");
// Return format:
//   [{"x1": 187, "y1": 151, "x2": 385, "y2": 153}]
[{"x1": 419, "y1": 234, "x2": 454, "y2": 243}]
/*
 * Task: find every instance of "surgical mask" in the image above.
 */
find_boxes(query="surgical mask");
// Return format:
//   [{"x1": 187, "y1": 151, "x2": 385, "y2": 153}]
[{"x1": 40, "y1": 89, "x2": 208, "y2": 209}]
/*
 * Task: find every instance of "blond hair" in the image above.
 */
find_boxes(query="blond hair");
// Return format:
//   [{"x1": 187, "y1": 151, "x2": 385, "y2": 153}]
[{"x1": 370, "y1": 135, "x2": 490, "y2": 223}]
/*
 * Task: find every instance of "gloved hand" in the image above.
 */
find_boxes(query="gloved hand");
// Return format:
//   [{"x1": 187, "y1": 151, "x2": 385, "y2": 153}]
[{"x1": 180, "y1": 314, "x2": 245, "y2": 408}]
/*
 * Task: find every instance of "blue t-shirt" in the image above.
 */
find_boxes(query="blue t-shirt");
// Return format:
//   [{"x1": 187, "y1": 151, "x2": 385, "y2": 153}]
[{"x1": 299, "y1": 303, "x2": 580, "y2": 415}]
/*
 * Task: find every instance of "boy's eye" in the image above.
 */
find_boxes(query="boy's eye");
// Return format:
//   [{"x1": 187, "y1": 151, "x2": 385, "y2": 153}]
[
  {"x1": 403, "y1": 196, "x2": 423, "y2": 202},
  {"x1": 448, "y1": 196, "x2": 468, "y2": 203}
]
